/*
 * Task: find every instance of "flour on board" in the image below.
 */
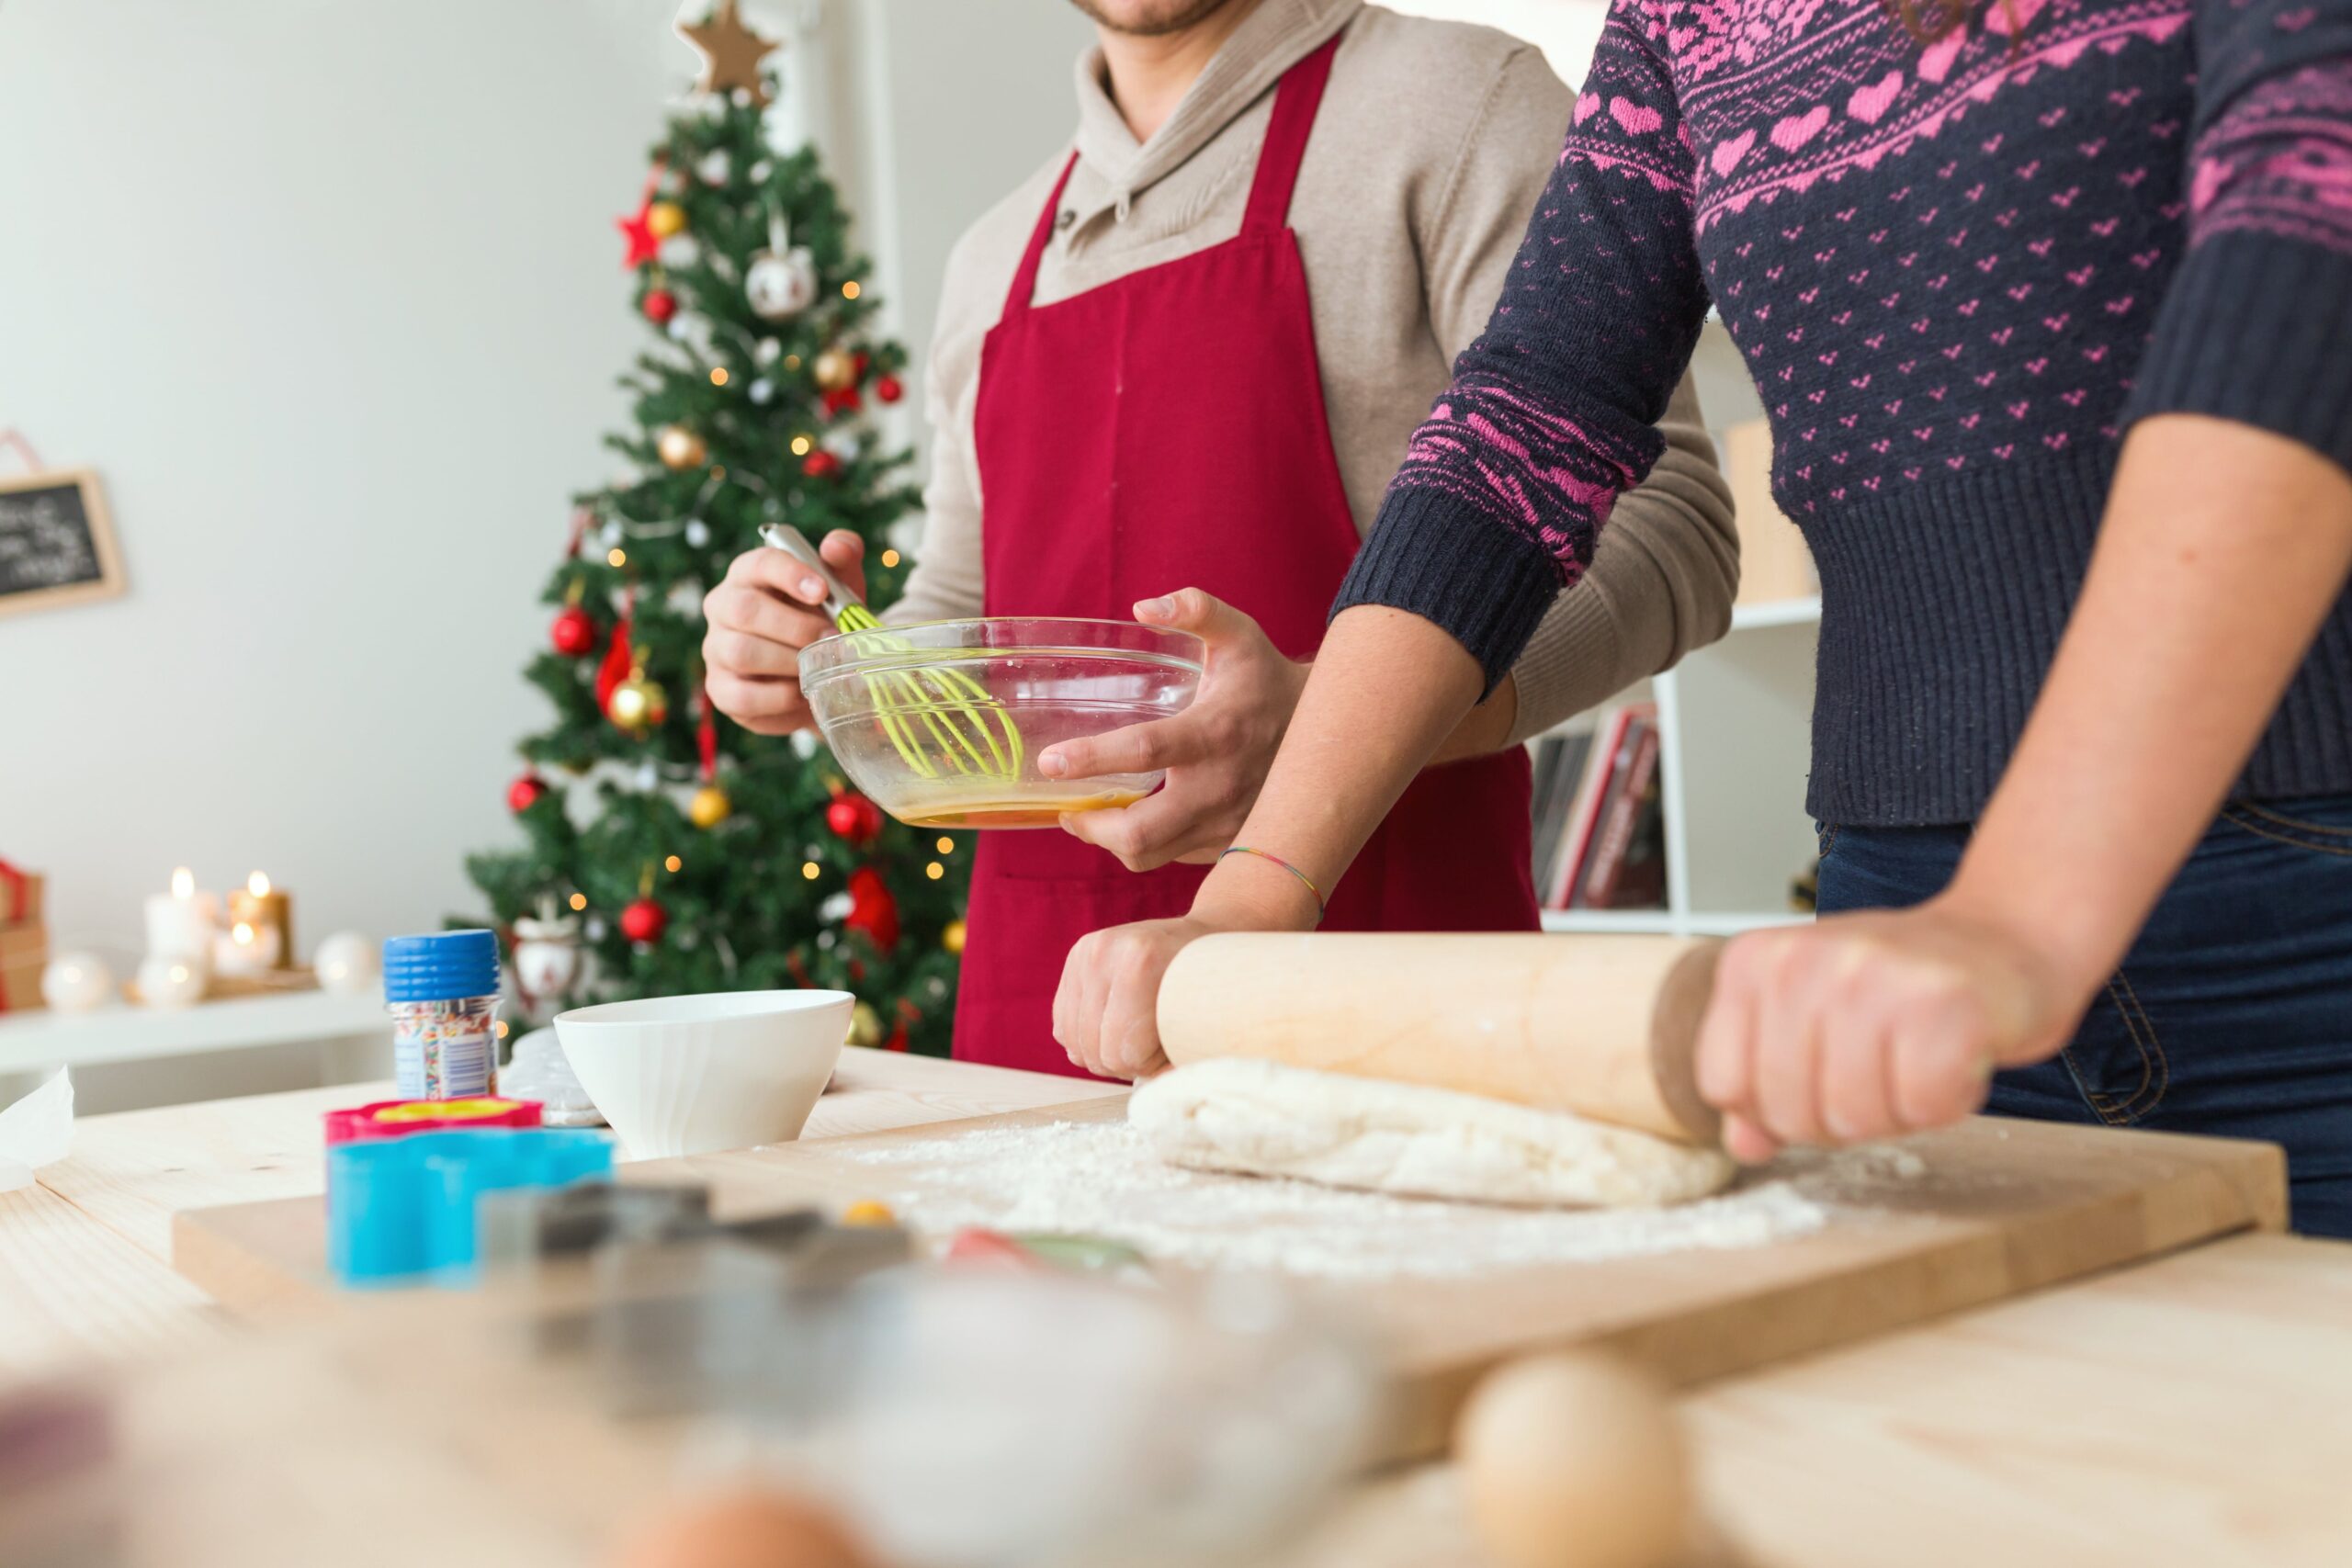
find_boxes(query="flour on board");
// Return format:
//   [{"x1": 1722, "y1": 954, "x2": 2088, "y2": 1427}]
[{"x1": 842, "y1": 1120, "x2": 1920, "y2": 1280}]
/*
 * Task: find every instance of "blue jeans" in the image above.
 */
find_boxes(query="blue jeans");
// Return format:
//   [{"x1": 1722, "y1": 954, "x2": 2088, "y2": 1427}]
[{"x1": 1815, "y1": 796, "x2": 2352, "y2": 1239}]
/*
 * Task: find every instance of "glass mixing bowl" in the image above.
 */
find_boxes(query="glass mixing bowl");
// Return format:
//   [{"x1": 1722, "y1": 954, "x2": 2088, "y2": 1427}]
[{"x1": 798, "y1": 617, "x2": 1205, "y2": 829}]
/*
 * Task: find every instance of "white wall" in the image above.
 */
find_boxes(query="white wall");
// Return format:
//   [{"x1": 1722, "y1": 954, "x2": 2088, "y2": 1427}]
[{"x1": 0, "y1": 1, "x2": 1056, "y2": 977}]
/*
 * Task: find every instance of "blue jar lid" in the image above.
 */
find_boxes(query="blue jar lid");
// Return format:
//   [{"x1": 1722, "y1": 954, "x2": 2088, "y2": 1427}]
[{"x1": 381, "y1": 930, "x2": 501, "y2": 1003}]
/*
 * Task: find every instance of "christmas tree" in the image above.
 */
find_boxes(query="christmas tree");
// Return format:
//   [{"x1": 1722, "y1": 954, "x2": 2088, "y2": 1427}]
[{"x1": 465, "y1": 4, "x2": 967, "y2": 1055}]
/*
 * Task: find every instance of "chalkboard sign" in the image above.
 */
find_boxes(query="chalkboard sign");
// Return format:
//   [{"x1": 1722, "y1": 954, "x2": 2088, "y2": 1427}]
[{"x1": 0, "y1": 468, "x2": 124, "y2": 618}]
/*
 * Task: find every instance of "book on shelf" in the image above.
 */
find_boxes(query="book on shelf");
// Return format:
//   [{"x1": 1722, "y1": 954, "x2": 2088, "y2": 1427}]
[
  {"x1": 1577, "y1": 719, "x2": 1664, "y2": 909},
  {"x1": 1532, "y1": 701, "x2": 1663, "y2": 912},
  {"x1": 1526, "y1": 729, "x2": 1593, "y2": 891}
]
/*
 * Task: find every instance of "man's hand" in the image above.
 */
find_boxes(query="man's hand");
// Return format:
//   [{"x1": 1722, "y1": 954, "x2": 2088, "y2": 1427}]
[
  {"x1": 1693, "y1": 898, "x2": 2082, "y2": 1162},
  {"x1": 1042, "y1": 589, "x2": 1308, "y2": 872},
  {"x1": 701, "y1": 530, "x2": 867, "y2": 735},
  {"x1": 1053, "y1": 916, "x2": 1219, "y2": 1079}
]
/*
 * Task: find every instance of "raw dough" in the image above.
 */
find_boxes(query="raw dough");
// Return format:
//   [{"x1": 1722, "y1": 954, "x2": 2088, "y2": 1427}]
[{"x1": 1127, "y1": 1059, "x2": 1734, "y2": 1209}]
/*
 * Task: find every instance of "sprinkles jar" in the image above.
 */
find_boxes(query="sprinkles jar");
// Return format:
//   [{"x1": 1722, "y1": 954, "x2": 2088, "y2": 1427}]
[{"x1": 383, "y1": 931, "x2": 503, "y2": 1100}]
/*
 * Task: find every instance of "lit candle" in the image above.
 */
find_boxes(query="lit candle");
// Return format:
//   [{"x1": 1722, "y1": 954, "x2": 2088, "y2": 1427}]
[
  {"x1": 143, "y1": 867, "x2": 218, "y2": 964},
  {"x1": 226, "y1": 871, "x2": 295, "y2": 972}
]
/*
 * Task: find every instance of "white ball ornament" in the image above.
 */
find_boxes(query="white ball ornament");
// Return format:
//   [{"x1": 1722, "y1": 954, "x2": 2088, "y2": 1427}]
[
  {"x1": 753, "y1": 337, "x2": 782, "y2": 367},
  {"x1": 135, "y1": 953, "x2": 207, "y2": 1010},
  {"x1": 1455, "y1": 1353, "x2": 1691, "y2": 1568},
  {"x1": 658, "y1": 234, "x2": 701, "y2": 269},
  {"x1": 40, "y1": 952, "x2": 115, "y2": 1014},
  {"x1": 821, "y1": 430, "x2": 859, "y2": 461},
  {"x1": 744, "y1": 213, "x2": 818, "y2": 321},
  {"x1": 749, "y1": 160, "x2": 773, "y2": 182},
  {"x1": 748, "y1": 378, "x2": 775, "y2": 405},
  {"x1": 313, "y1": 931, "x2": 379, "y2": 997},
  {"x1": 684, "y1": 518, "x2": 712, "y2": 548},
  {"x1": 819, "y1": 891, "x2": 854, "y2": 922},
  {"x1": 788, "y1": 729, "x2": 820, "y2": 759},
  {"x1": 695, "y1": 148, "x2": 730, "y2": 185}
]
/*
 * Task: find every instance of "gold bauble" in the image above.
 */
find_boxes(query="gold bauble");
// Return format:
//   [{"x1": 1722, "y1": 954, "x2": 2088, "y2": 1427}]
[
  {"x1": 656, "y1": 424, "x2": 708, "y2": 470},
  {"x1": 688, "y1": 784, "x2": 731, "y2": 829},
  {"x1": 646, "y1": 200, "x2": 687, "y2": 239},
  {"x1": 848, "y1": 1001, "x2": 884, "y2": 1047},
  {"x1": 942, "y1": 919, "x2": 967, "y2": 955},
  {"x1": 811, "y1": 346, "x2": 857, "y2": 391},
  {"x1": 606, "y1": 672, "x2": 669, "y2": 735}
]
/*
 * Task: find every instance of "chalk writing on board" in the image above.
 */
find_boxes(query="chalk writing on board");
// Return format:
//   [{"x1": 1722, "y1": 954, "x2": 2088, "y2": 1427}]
[{"x1": 0, "y1": 470, "x2": 124, "y2": 615}]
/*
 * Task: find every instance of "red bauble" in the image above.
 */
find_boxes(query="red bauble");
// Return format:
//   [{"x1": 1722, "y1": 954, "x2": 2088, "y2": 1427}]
[
  {"x1": 507, "y1": 773, "x2": 548, "y2": 813},
  {"x1": 873, "y1": 374, "x2": 903, "y2": 404},
  {"x1": 820, "y1": 386, "x2": 864, "y2": 420},
  {"x1": 843, "y1": 867, "x2": 899, "y2": 954},
  {"x1": 641, "y1": 288, "x2": 679, "y2": 324},
  {"x1": 801, "y1": 449, "x2": 842, "y2": 479},
  {"x1": 619, "y1": 896, "x2": 668, "y2": 946},
  {"x1": 550, "y1": 604, "x2": 598, "y2": 658},
  {"x1": 825, "y1": 794, "x2": 883, "y2": 847}
]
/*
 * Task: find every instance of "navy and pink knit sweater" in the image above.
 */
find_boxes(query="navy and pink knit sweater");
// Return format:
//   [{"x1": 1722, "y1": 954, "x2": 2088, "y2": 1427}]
[{"x1": 1337, "y1": 0, "x2": 2352, "y2": 823}]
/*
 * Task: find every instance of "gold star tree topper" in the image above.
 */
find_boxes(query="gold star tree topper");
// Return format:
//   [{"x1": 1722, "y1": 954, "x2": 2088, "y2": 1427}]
[{"x1": 677, "y1": 1, "x2": 778, "y2": 106}]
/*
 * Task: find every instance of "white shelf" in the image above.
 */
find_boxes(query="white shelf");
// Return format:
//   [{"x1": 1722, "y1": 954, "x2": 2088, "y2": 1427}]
[
  {"x1": 1540, "y1": 908, "x2": 1812, "y2": 938},
  {"x1": 1728, "y1": 595, "x2": 1821, "y2": 632},
  {"x1": 0, "y1": 987, "x2": 388, "y2": 1075},
  {"x1": 1536, "y1": 592, "x2": 1821, "y2": 943}
]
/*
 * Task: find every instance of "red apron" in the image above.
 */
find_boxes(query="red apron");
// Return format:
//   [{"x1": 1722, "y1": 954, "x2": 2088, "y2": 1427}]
[{"x1": 957, "y1": 31, "x2": 1539, "y2": 1074}]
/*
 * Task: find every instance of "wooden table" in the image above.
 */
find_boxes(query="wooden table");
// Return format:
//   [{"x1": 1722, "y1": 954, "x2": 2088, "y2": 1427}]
[
  {"x1": 8, "y1": 1047, "x2": 1125, "y2": 1371},
  {"x1": 5, "y1": 1052, "x2": 2347, "y2": 1567}
]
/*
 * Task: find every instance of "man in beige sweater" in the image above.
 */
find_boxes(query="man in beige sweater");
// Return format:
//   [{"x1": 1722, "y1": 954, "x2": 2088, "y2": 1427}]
[{"x1": 705, "y1": 0, "x2": 1736, "y2": 1070}]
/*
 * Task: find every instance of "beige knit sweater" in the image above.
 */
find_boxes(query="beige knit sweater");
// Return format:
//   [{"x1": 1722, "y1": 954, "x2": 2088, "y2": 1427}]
[{"x1": 889, "y1": 0, "x2": 1737, "y2": 742}]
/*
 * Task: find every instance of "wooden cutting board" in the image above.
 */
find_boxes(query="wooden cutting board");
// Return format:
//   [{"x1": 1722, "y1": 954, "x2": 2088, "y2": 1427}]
[{"x1": 175, "y1": 1100, "x2": 2285, "y2": 1459}]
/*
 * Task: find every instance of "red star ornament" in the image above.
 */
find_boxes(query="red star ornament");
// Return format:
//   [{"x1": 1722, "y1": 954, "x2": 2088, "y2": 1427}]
[{"x1": 616, "y1": 199, "x2": 660, "y2": 269}]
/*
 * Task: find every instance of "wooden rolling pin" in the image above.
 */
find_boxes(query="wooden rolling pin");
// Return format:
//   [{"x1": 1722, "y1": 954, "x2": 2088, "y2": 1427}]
[{"x1": 1156, "y1": 932, "x2": 1724, "y2": 1145}]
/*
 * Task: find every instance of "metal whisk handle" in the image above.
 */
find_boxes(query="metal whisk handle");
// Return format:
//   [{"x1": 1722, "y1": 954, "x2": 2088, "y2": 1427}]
[{"x1": 759, "y1": 523, "x2": 863, "y2": 626}]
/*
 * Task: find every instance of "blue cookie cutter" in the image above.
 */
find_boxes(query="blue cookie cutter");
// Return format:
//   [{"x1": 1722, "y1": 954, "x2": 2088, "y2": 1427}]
[{"x1": 327, "y1": 1126, "x2": 616, "y2": 1287}]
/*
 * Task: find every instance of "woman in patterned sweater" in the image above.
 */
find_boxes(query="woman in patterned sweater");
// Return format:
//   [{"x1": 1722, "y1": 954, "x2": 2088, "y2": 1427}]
[{"x1": 1054, "y1": 0, "x2": 2352, "y2": 1233}]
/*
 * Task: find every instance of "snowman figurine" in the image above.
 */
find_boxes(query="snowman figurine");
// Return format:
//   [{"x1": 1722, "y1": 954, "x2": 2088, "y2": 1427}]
[{"x1": 744, "y1": 209, "x2": 819, "y2": 321}]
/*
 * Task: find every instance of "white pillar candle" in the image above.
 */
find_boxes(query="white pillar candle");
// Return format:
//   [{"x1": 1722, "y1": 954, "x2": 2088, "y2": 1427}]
[{"x1": 143, "y1": 867, "x2": 218, "y2": 963}]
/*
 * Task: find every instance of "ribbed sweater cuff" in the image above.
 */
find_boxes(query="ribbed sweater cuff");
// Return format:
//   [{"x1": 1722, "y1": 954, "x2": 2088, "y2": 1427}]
[
  {"x1": 1332, "y1": 486, "x2": 1567, "y2": 695},
  {"x1": 2126, "y1": 232, "x2": 2352, "y2": 476}
]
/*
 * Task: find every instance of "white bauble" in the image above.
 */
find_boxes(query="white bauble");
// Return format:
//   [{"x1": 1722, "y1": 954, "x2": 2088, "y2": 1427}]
[
  {"x1": 134, "y1": 953, "x2": 207, "y2": 1010},
  {"x1": 748, "y1": 378, "x2": 775, "y2": 405},
  {"x1": 40, "y1": 952, "x2": 114, "y2": 1013},
  {"x1": 583, "y1": 917, "x2": 608, "y2": 942},
  {"x1": 745, "y1": 246, "x2": 819, "y2": 321},
  {"x1": 684, "y1": 519, "x2": 712, "y2": 548},
  {"x1": 695, "y1": 148, "x2": 731, "y2": 186},
  {"x1": 658, "y1": 234, "x2": 700, "y2": 269},
  {"x1": 752, "y1": 336, "x2": 782, "y2": 367},
  {"x1": 510, "y1": 915, "x2": 582, "y2": 1005},
  {"x1": 749, "y1": 160, "x2": 773, "y2": 181},
  {"x1": 821, "y1": 429, "x2": 860, "y2": 461},
  {"x1": 819, "y1": 891, "x2": 854, "y2": 922},
  {"x1": 313, "y1": 931, "x2": 379, "y2": 996},
  {"x1": 665, "y1": 580, "x2": 706, "y2": 618},
  {"x1": 788, "y1": 728, "x2": 820, "y2": 758},
  {"x1": 634, "y1": 761, "x2": 662, "y2": 791}
]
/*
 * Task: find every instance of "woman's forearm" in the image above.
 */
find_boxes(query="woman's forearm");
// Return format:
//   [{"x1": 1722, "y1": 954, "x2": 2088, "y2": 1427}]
[
  {"x1": 1193, "y1": 606, "x2": 1486, "y2": 929},
  {"x1": 1946, "y1": 415, "x2": 2352, "y2": 995}
]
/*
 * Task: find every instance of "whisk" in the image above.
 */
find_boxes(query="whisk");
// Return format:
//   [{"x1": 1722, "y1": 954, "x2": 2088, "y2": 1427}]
[{"x1": 760, "y1": 524, "x2": 1023, "y2": 782}]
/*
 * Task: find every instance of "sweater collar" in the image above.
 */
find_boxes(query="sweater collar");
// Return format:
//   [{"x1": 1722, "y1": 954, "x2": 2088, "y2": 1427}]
[{"x1": 1071, "y1": 0, "x2": 1359, "y2": 199}]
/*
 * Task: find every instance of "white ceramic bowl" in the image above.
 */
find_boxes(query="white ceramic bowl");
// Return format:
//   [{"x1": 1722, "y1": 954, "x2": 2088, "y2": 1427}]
[{"x1": 552, "y1": 989, "x2": 853, "y2": 1159}]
